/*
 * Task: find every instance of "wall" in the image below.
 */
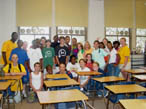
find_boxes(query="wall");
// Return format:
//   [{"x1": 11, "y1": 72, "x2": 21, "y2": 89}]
[
  {"x1": 55, "y1": 0, "x2": 88, "y2": 27},
  {"x1": 16, "y1": 0, "x2": 52, "y2": 26},
  {"x1": 105, "y1": 0, "x2": 133, "y2": 28},
  {"x1": 0, "y1": 0, "x2": 17, "y2": 55}
]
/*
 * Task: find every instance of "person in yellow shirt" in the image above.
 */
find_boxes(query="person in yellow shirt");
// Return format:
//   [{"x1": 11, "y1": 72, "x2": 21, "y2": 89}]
[
  {"x1": 83, "y1": 41, "x2": 93, "y2": 58},
  {"x1": 0, "y1": 32, "x2": 18, "y2": 66},
  {"x1": 118, "y1": 38, "x2": 131, "y2": 80},
  {"x1": 3, "y1": 54, "x2": 26, "y2": 92}
]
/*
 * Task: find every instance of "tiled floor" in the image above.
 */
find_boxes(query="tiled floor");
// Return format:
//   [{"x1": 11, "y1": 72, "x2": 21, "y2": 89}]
[{"x1": 10, "y1": 98, "x2": 122, "y2": 109}]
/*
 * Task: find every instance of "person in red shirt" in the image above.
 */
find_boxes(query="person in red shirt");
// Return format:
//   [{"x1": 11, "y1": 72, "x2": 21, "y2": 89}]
[{"x1": 85, "y1": 53, "x2": 94, "y2": 71}]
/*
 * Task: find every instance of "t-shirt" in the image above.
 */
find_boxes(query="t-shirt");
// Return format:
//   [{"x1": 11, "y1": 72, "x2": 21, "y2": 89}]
[
  {"x1": 42, "y1": 47, "x2": 55, "y2": 68},
  {"x1": 78, "y1": 67, "x2": 90, "y2": 85},
  {"x1": 3, "y1": 63, "x2": 26, "y2": 91},
  {"x1": 84, "y1": 48, "x2": 93, "y2": 56},
  {"x1": 77, "y1": 50, "x2": 84, "y2": 62},
  {"x1": 118, "y1": 45, "x2": 130, "y2": 64},
  {"x1": 55, "y1": 45, "x2": 69, "y2": 64},
  {"x1": 9, "y1": 48, "x2": 29, "y2": 65},
  {"x1": 92, "y1": 48, "x2": 108, "y2": 69},
  {"x1": 109, "y1": 48, "x2": 117, "y2": 64},
  {"x1": 66, "y1": 62, "x2": 80, "y2": 77},
  {"x1": 0, "y1": 40, "x2": 17, "y2": 64},
  {"x1": 27, "y1": 48, "x2": 43, "y2": 71}
]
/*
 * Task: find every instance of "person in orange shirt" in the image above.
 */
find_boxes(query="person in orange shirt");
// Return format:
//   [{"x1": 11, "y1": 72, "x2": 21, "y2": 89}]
[
  {"x1": 118, "y1": 38, "x2": 131, "y2": 80},
  {"x1": 0, "y1": 32, "x2": 18, "y2": 66}
]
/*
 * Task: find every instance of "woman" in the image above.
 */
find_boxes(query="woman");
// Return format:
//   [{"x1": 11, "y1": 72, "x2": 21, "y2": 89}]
[{"x1": 118, "y1": 38, "x2": 131, "y2": 80}]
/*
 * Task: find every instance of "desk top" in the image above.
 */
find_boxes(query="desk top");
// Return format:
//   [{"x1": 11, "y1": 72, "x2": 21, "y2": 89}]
[
  {"x1": 0, "y1": 94, "x2": 2, "y2": 100},
  {"x1": 133, "y1": 75, "x2": 146, "y2": 81},
  {"x1": 0, "y1": 81, "x2": 11, "y2": 91},
  {"x1": 0, "y1": 75, "x2": 22, "y2": 80},
  {"x1": 120, "y1": 99, "x2": 146, "y2": 109},
  {"x1": 124, "y1": 69, "x2": 146, "y2": 74},
  {"x1": 46, "y1": 74, "x2": 70, "y2": 79},
  {"x1": 37, "y1": 89, "x2": 88, "y2": 104},
  {"x1": 105, "y1": 84, "x2": 146, "y2": 94},
  {"x1": 44, "y1": 79, "x2": 79, "y2": 87},
  {"x1": 76, "y1": 71, "x2": 101, "y2": 76},
  {"x1": 92, "y1": 76, "x2": 125, "y2": 83}
]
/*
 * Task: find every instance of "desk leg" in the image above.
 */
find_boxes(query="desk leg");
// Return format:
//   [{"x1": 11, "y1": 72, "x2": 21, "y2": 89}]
[
  {"x1": 106, "y1": 92, "x2": 111, "y2": 109},
  {"x1": 42, "y1": 104, "x2": 45, "y2": 109},
  {"x1": 82, "y1": 100, "x2": 87, "y2": 109}
]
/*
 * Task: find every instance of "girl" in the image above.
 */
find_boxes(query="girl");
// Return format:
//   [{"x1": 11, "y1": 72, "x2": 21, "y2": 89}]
[
  {"x1": 86, "y1": 53, "x2": 94, "y2": 71},
  {"x1": 30, "y1": 62, "x2": 43, "y2": 93},
  {"x1": 84, "y1": 41, "x2": 93, "y2": 58},
  {"x1": 77, "y1": 42, "x2": 84, "y2": 62},
  {"x1": 78, "y1": 59, "x2": 90, "y2": 91},
  {"x1": 66, "y1": 55, "x2": 80, "y2": 79},
  {"x1": 107, "y1": 41, "x2": 120, "y2": 76}
]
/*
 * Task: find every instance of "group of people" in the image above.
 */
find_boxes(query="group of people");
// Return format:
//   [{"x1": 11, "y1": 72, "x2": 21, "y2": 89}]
[{"x1": 0, "y1": 32, "x2": 131, "y2": 103}]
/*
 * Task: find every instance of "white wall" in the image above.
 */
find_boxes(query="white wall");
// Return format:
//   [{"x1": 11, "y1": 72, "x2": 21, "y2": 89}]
[
  {"x1": 0, "y1": 0, "x2": 17, "y2": 55},
  {"x1": 88, "y1": 0, "x2": 105, "y2": 45}
]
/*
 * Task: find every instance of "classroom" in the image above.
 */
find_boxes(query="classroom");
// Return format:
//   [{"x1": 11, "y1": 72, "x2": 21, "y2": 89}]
[{"x1": 0, "y1": 0, "x2": 146, "y2": 109}]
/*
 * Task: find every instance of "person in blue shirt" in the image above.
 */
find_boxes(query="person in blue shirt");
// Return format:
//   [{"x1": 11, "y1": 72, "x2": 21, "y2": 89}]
[
  {"x1": 9, "y1": 40, "x2": 31, "y2": 97},
  {"x1": 56, "y1": 63, "x2": 73, "y2": 79},
  {"x1": 92, "y1": 40, "x2": 109, "y2": 70}
]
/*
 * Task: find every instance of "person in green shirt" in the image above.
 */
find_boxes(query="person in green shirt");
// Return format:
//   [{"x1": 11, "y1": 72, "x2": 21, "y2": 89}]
[{"x1": 42, "y1": 40, "x2": 55, "y2": 70}]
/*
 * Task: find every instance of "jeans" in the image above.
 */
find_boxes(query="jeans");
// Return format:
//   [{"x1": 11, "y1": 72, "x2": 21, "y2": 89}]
[{"x1": 106, "y1": 64, "x2": 120, "y2": 76}]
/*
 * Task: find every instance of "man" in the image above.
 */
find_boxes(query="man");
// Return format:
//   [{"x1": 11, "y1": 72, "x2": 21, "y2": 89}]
[
  {"x1": 0, "y1": 32, "x2": 18, "y2": 66},
  {"x1": 51, "y1": 35, "x2": 60, "y2": 49},
  {"x1": 27, "y1": 39, "x2": 43, "y2": 72},
  {"x1": 3, "y1": 54, "x2": 26, "y2": 103},
  {"x1": 9, "y1": 40, "x2": 31, "y2": 97},
  {"x1": 55, "y1": 37, "x2": 69, "y2": 65},
  {"x1": 118, "y1": 38, "x2": 131, "y2": 80}
]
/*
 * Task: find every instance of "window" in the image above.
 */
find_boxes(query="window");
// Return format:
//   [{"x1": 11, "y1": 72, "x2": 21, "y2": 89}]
[
  {"x1": 136, "y1": 29, "x2": 146, "y2": 53},
  {"x1": 18, "y1": 27, "x2": 51, "y2": 49},
  {"x1": 105, "y1": 27, "x2": 130, "y2": 47},
  {"x1": 56, "y1": 26, "x2": 87, "y2": 44}
]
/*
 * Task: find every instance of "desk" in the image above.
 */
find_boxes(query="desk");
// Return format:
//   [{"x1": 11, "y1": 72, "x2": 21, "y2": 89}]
[
  {"x1": 0, "y1": 94, "x2": 3, "y2": 109},
  {"x1": 46, "y1": 74, "x2": 70, "y2": 79},
  {"x1": 37, "y1": 89, "x2": 88, "y2": 109},
  {"x1": 44, "y1": 79, "x2": 79, "y2": 88},
  {"x1": 0, "y1": 81, "x2": 11, "y2": 91},
  {"x1": 124, "y1": 69, "x2": 146, "y2": 74},
  {"x1": 0, "y1": 75, "x2": 22, "y2": 80},
  {"x1": 105, "y1": 84, "x2": 146, "y2": 109},
  {"x1": 133, "y1": 75, "x2": 146, "y2": 81},
  {"x1": 76, "y1": 71, "x2": 101, "y2": 76},
  {"x1": 119, "y1": 99, "x2": 146, "y2": 109},
  {"x1": 93, "y1": 76, "x2": 125, "y2": 83}
]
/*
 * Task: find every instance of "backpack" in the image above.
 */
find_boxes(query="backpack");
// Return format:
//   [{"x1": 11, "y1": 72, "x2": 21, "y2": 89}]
[{"x1": 8, "y1": 64, "x2": 22, "y2": 73}]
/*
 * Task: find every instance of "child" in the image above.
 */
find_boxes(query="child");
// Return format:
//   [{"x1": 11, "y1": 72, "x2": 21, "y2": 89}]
[
  {"x1": 77, "y1": 42, "x2": 84, "y2": 62},
  {"x1": 86, "y1": 53, "x2": 94, "y2": 71},
  {"x1": 57, "y1": 63, "x2": 73, "y2": 79},
  {"x1": 78, "y1": 59, "x2": 90, "y2": 91},
  {"x1": 30, "y1": 62, "x2": 43, "y2": 93},
  {"x1": 66, "y1": 55, "x2": 80, "y2": 79}
]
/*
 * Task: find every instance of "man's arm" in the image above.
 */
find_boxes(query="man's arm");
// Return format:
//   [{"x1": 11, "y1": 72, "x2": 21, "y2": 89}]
[{"x1": 2, "y1": 52, "x2": 7, "y2": 66}]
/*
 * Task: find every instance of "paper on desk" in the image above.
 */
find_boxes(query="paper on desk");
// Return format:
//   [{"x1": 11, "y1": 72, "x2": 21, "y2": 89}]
[{"x1": 134, "y1": 75, "x2": 146, "y2": 80}]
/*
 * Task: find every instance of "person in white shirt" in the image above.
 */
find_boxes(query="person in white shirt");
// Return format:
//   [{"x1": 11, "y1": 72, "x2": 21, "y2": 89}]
[
  {"x1": 106, "y1": 41, "x2": 120, "y2": 76},
  {"x1": 30, "y1": 62, "x2": 43, "y2": 93},
  {"x1": 27, "y1": 40, "x2": 43, "y2": 72},
  {"x1": 66, "y1": 55, "x2": 80, "y2": 79},
  {"x1": 78, "y1": 59, "x2": 90, "y2": 90}
]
